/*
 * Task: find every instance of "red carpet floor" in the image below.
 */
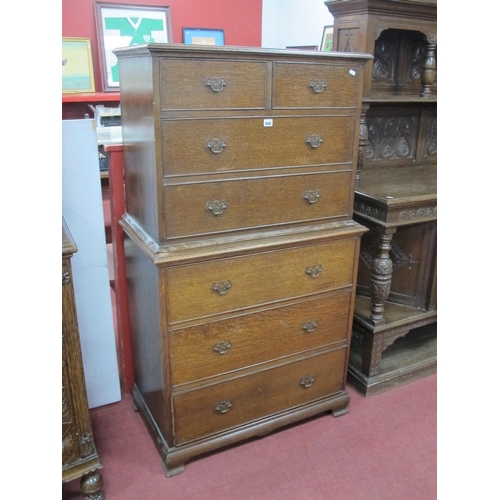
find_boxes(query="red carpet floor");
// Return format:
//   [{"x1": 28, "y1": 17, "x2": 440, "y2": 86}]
[{"x1": 63, "y1": 374, "x2": 436, "y2": 500}]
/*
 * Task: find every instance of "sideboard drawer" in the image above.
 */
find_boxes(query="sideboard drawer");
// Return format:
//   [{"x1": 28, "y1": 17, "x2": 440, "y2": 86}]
[
  {"x1": 272, "y1": 62, "x2": 360, "y2": 109},
  {"x1": 173, "y1": 348, "x2": 347, "y2": 444},
  {"x1": 166, "y1": 238, "x2": 356, "y2": 323},
  {"x1": 170, "y1": 292, "x2": 352, "y2": 386},
  {"x1": 163, "y1": 170, "x2": 352, "y2": 239},
  {"x1": 159, "y1": 59, "x2": 267, "y2": 111},
  {"x1": 161, "y1": 116, "x2": 355, "y2": 176}
]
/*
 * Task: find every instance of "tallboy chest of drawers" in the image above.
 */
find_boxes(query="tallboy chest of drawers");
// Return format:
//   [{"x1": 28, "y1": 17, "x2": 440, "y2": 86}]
[{"x1": 115, "y1": 44, "x2": 371, "y2": 476}]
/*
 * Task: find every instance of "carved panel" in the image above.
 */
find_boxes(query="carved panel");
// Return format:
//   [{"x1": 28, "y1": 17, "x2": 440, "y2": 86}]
[
  {"x1": 62, "y1": 333, "x2": 77, "y2": 464},
  {"x1": 373, "y1": 32, "x2": 398, "y2": 84},
  {"x1": 424, "y1": 114, "x2": 437, "y2": 159},
  {"x1": 407, "y1": 37, "x2": 429, "y2": 85},
  {"x1": 337, "y1": 27, "x2": 362, "y2": 52},
  {"x1": 366, "y1": 115, "x2": 418, "y2": 162},
  {"x1": 372, "y1": 29, "x2": 437, "y2": 93}
]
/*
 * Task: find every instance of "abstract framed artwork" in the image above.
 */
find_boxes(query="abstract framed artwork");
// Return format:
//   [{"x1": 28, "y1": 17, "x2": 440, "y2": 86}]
[
  {"x1": 95, "y1": 2, "x2": 173, "y2": 90},
  {"x1": 182, "y1": 28, "x2": 225, "y2": 46},
  {"x1": 62, "y1": 38, "x2": 96, "y2": 93}
]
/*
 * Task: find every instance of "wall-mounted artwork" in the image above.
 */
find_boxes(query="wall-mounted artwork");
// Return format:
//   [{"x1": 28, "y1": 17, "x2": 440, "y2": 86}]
[
  {"x1": 62, "y1": 38, "x2": 96, "y2": 93},
  {"x1": 183, "y1": 28, "x2": 225, "y2": 46},
  {"x1": 95, "y1": 3, "x2": 173, "y2": 91},
  {"x1": 321, "y1": 25, "x2": 334, "y2": 51}
]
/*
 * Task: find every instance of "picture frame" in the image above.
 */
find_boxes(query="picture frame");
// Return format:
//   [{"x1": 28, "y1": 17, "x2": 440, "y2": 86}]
[
  {"x1": 62, "y1": 38, "x2": 96, "y2": 93},
  {"x1": 95, "y1": 2, "x2": 173, "y2": 91},
  {"x1": 182, "y1": 28, "x2": 225, "y2": 46},
  {"x1": 320, "y1": 25, "x2": 334, "y2": 52},
  {"x1": 286, "y1": 45, "x2": 318, "y2": 51}
]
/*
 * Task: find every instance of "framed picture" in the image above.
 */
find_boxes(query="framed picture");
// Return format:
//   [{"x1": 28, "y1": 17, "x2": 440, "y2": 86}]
[
  {"x1": 62, "y1": 38, "x2": 96, "y2": 93},
  {"x1": 183, "y1": 28, "x2": 224, "y2": 46},
  {"x1": 320, "y1": 25, "x2": 334, "y2": 51},
  {"x1": 95, "y1": 2, "x2": 173, "y2": 91},
  {"x1": 286, "y1": 45, "x2": 318, "y2": 51}
]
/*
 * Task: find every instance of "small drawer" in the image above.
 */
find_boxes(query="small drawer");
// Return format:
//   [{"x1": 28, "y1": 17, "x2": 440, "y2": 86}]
[
  {"x1": 163, "y1": 171, "x2": 352, "y2": 239},
  {"x1": 173, "y1": 348, "x2": 347, "y2": 444},
  {"x1": 272, "y1": 62, "x2": 360, "y2": 109},
  {"x1": 161, "y1": 116, "x2": 355, "y2": 176},
  {"x1": 159, "y1": 59, "x2": 267, "y2": 110},
  {"x1": 170, "y1": 292, "x2": 352, "y2": 386},
  {"x1": 166, "y1": 238, "x2": 356, "y2": 323}
]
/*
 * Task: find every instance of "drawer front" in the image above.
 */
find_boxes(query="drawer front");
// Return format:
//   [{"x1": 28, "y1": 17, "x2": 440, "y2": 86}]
[
  {"x1": 162, "y1": 116, "x2": 355, "y2": 176},
  {"x1": 170, "y1": 292, "x2": 352, "y2": 386},
  {"x1": 272, "y1": 62, "x2": 360, "y2": 109},
  {"x1": 167, "y1": 238, "x2": 356, "y2": 323},
  {"x1": 173, "y1": 348, "x2": 347, "y2": 444},
  {"x1": 164, "y1": 171, "x2": 352, "y2": 239},
  {"x1": 159, "y1": 59, "x2": 267, "y2": 110}
]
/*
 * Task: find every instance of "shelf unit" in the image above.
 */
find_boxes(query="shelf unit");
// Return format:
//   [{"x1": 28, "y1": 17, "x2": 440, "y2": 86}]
[{"x1": 325, "y1": 0, "x2": 437, "y2": 396}]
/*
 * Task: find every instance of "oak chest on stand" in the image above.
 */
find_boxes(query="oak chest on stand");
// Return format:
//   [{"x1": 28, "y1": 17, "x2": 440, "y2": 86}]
[{"x1": 115, "y1": 44, "x2": 371, "y2": 476}]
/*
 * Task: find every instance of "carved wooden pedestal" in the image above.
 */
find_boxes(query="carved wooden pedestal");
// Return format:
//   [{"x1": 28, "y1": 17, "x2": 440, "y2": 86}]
[{"x1": 62, "y1": 219, "x2": 104, "y2": 499}]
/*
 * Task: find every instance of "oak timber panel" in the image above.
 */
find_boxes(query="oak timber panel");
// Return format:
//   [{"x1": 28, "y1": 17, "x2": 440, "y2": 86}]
[
  {"x1": 272, "y1": 62, "x2": 360, "y2": 109},
  {"x1": 173, "y1": 348, "x2": 347, "y2": 444},
  {"x1": 159, "y1": 59, "x2": 267, "y2": 111},
  {"x1": 169, "y1": 292, "x2": 351, "y2": 385},
  {"x1": 163, "y1": 171, "x2": 352, "y2": 239},
  {"x1": 166, "y1": 238, "x2": 356, "y2": 323},
  {"x1": 161, "y1": 116, "x2": 355, "y2": 176}
]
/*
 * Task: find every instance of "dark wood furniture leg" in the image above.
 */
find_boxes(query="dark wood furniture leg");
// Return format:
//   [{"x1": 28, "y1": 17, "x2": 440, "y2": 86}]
[
  {"x1": 80, "y1": 470, "x2": 105, "y2": 500},
  {"x1": 369, "y1": 227, "x2": 396, "y2": 325}
]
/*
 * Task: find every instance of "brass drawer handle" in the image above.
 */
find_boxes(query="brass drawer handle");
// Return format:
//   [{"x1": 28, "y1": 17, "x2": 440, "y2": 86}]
[
  {"x1": 305, "y1": 134, "x2": 323, "y2": 148},
  {"x1": 206, "y1": 77, "x2": 226, "y2": 92},
  {"x1": 213, "y1": 340, "x2": 232, "y2": 354},
  {"x1": 212, "y1": 280, "x2": 232, "y2": 295},
  {"x1": 302, "y1": 321, "x2": 318, "y2": 333},
  {"x1": 214, "y1": 400, "x2": 232, "y2": 413},
  {"x1": 206, "y1": 138, "x2": 226, "y2": 154},
  {"x1": 206, "y1": 200, "x2": 227, "y2": 215},
  {"x1": 300, "y1": 376, "x2": 315, "y2": 388},
  {"x1": 305, "y1": 265, "x2": 322, "y2": 278},
  {"x1": 309, "y1": 79, "x2": 326, "y2": 93},
  {"x1": 304, "y1": 190, "x2": 320, "y2": 204}
]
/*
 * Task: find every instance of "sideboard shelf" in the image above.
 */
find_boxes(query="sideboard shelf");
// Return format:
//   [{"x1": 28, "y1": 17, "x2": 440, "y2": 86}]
[{"x1": 62, "y1": 92, "x2": 120, "y2": 120}]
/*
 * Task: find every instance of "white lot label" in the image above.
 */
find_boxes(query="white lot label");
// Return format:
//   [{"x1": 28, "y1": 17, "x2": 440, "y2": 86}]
[{"x1": 264, "y1": 118, "x2": 273, "y2": 127}]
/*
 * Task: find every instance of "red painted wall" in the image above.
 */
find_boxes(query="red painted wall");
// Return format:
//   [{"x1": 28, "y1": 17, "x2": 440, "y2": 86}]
[{"x1": 62, "y1": 0, "x2": 263, "y2": 92}]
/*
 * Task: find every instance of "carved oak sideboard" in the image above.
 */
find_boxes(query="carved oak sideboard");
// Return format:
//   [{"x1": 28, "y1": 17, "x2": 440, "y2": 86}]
[
  {"x1": 62, "y1": 218, "x2": 104, "y2": 499},
  {"x1": 325, "y1": 0, "x2": 437, "y2": 396}
]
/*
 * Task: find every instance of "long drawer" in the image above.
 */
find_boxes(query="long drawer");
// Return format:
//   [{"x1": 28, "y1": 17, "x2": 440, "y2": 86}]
[
  {"x1": 163, "y1": 170, "x2": 352, "y2": 239},
  {"x1": 169, "y1": 292, "x2": 351, "y2": 386},
  {"x1": 173, "y1": 348, "x2": 347, "y2": 445},
  {"x1": 161, "y1": 116, "x2": 355, "y2": 176},
  {"x1": 166, "y1": 238, "x2": 356, "y2": 323}
]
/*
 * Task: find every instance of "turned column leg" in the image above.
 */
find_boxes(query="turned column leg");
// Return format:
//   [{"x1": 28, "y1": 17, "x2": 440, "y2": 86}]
[
  {"x1": 420, "y1": 43, "x2": 437, "y2": 98},
  {"x1": 356, "y1": 103, "x2": 370, "y2": 183},
  {"x1": 369, "y1": 227, "x2": 396, "y2": 325},
  {"x1": 80, "y1": 470, "x2": 104, "y2": 500}
]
